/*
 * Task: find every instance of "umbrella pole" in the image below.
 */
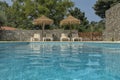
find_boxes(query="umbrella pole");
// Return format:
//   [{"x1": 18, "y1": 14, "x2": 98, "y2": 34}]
[
  {"x1": 70, "y1": 22, "x2": 72, "y2": 41},
  {"x1": 42, "y1": 23, "x2": 45, "y2": 41}
]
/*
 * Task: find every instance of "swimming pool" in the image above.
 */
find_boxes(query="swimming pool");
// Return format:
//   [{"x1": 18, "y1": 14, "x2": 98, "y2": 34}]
[{"x1": 0, "y1": 42, "x2": 120, "y2": 80}]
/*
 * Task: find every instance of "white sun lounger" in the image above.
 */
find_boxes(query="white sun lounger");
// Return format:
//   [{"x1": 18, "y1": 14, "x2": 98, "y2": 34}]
[
  {"x1": 71, "y1": 33, "x2": 82, "y2": 41},
  {"x1": 43, "y1": 34, "x2": 53, "y2": 41},
  {"x1": 60, "y1": 33, "x2": 70, "y2": 41},
  {"x1": 30, "y1": 33, "x2": 40, "y2": 41}
]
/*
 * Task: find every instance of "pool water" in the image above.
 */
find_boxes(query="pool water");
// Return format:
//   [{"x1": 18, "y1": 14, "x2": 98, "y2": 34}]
[{"x1": 0, "y1": 42, "x2": 120, "y2": 80}]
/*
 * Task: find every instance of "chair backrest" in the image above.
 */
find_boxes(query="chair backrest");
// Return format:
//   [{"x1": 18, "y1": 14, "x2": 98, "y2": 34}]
[
  {"x1": 34, "y1": 33, "x2": 40, "y2": 39},
  {"x1": 61, "y1": 33, "x2": 68, "y2": 38},
  {"x1": 72, "y1": 33, "x2": 79, "y2": 37},
  {"x1": 46, "y1": 34, "x2": 53, "y2": 37}
]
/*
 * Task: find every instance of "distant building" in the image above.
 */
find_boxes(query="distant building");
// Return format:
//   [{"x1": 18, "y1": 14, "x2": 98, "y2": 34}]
[
  {"x1": 1, "y1": 26, "x2": 17, "y2": 30},
  {"x1": 103, "y1": 3, "x2": 120, "y2": 41}
]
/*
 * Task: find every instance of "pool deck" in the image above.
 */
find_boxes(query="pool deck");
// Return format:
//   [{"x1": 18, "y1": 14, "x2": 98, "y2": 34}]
[{"x1": 0, "y1": 41, "x2": 120, "y2": 43}]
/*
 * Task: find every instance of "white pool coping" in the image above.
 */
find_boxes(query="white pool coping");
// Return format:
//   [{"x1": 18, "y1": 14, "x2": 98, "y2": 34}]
[{"x1": 0, "y1": 41, "x2": 120, "y2": 43}]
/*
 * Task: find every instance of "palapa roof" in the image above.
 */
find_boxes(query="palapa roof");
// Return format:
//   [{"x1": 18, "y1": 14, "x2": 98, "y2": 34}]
[
  {"x1": 33, "y1": 15, "x2": 53, "y2": 25},
  {"x1": 60, "y1": 15, "x2": 80, "y2": 26}
]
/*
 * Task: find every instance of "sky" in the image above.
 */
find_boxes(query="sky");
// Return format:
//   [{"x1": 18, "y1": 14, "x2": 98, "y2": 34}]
[
  {"x1": 73, "y1": 0, "x2": 101, "y2": 22},
  {"x1": 2, "y1": 0, "x2": 101, "y2": 22}
]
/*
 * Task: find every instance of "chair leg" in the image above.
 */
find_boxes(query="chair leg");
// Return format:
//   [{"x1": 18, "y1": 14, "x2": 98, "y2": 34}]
[
  {"x1": 72, "y1": 38, "x2": 74, "y2": 42},
  {"x1": 43, "y1": 38, "x2": 45, "y2": 42},
  {"x1": 60, "y1": 38, "x2": 62, "y2": 42}
]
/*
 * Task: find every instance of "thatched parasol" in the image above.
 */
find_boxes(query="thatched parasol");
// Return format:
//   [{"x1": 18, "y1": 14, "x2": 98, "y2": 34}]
[
  {"x1": 33, "y1": 15, "x2": 53, "y2": 40},
  {"x1": 60, "y1": 15, "x2": 80, "y2": 40}
]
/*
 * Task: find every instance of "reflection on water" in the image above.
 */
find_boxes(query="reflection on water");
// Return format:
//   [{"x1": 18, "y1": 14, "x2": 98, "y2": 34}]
[
  {"x1": 0, "y1": 42, "x2": 120, "y2": 80},
  {"x1": 104, "y1": 49, "x2": 120, "y2": 79},
  {"x1": 28, "y1": 43, "x2": 105, "y2": 72}
]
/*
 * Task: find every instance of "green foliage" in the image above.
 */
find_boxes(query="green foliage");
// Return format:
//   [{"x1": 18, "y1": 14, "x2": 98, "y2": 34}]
[
  {"x1": 1, "y1": 0, "x2": 105, "y2": 32},
  {"x1": 88, "y1": 20, "x2": 105, "y2": 32},
  {"x1": 0, "y1": 1, "x2": 8, "y2": 27},
  {"x1": 5, "y1": 0, "x2": 74, "y2": 29},
  {"x1": 64, "y1": 19, "x2": 105, "y2": 33},
  {"x1": 93, "y1": 0, "x2": 120, "y2": 18}
]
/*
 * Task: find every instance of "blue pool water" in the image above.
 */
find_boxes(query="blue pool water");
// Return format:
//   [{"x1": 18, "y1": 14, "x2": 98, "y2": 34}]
[{"x1": 0, "y1": 42, "x2": 120, "y2": 80}]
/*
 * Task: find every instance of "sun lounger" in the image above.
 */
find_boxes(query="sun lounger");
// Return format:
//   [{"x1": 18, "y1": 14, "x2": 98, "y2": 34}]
[
  {"x1": 60, "y1": 33, "x2": 70, "y2": 41},
  {"x1": 71, "y1": 33, "x2": 82, "y2": 41},
  {"x1": 43, "y1": 34, "x2": 53, "y2": 41},
  {"x1": 30, "y1": 33, "x2": 40, "y2": 41}
]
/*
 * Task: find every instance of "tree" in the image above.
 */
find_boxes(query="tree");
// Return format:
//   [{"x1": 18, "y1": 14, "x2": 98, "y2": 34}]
[
  {"x1": 6, "y1": 0, "x2": 74, "y2": 29},
  {"x1": 93, "y1": 0, "x2": 120, "y2": 19},
  {"x1": 0, "y1": 1, "x2": 8, "y2": 28},
  {"x1": 69, "y1": 7, "x2": 89, "y2": 32},
  {"x1": 88, "y1": 20, "x2": 105, "y2": 32}
]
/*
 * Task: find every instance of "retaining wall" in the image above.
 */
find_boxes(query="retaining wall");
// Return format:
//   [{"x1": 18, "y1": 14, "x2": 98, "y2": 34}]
[{"x1": 0, "y1": 30, "x2": 77, "y2": 41}]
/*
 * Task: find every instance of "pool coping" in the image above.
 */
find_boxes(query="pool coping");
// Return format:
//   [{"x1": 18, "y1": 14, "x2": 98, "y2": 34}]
[{"x1": 0, "y1": 41, "x2": 120, "y2": 43}]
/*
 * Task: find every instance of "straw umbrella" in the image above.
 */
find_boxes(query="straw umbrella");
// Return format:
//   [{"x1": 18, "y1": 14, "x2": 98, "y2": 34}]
[
  {"x1": 60, "y1": 15, "x2": 80, "y2": 40},
  {"x1": 33, "y1": 15, "x2": 54, "y2": 39}
]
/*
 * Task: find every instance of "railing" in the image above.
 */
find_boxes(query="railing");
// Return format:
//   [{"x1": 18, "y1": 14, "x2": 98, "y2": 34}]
[{"x1": 78, "y1": 32, "x2": 103, "y2": 41}]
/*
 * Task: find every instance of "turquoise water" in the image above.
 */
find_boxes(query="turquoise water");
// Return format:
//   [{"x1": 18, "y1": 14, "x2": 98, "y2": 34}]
[{"x1": 0, "y1": 42, "x2": 120, "y2": 80}]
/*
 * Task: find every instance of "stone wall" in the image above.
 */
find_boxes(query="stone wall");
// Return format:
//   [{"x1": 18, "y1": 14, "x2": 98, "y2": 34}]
[
  {"x1": 0, "y1": 30, "x2": 77, "y2": 41},
  {"x1": 103, "y1": 3, "x2": 120, "y2": 41}
]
